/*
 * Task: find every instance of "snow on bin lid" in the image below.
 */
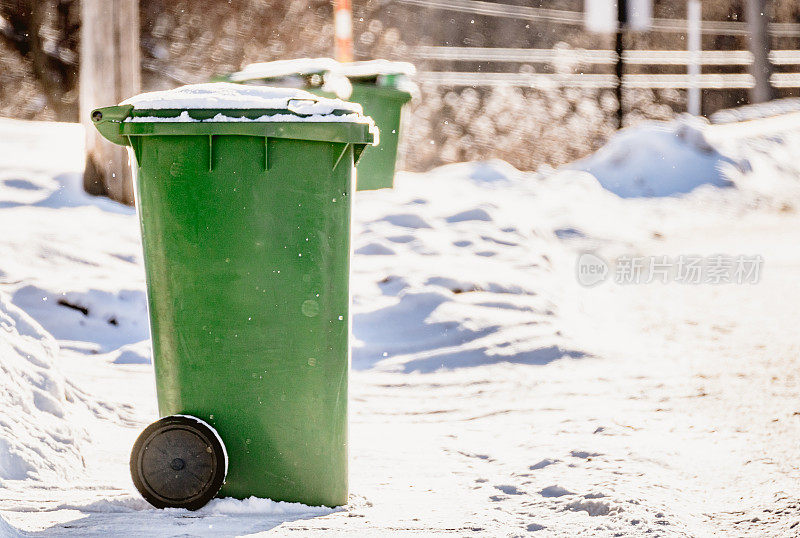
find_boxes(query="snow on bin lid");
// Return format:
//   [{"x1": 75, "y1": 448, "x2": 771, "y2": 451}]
[
  {"x1": 230, "y1": 58, "x2": 340, "y2": 82},
  {"x1": 93, "y1": 83, "x2": 378, "y2": 148},
  {"x1": 122, "y1": 82, "x2": 362, "y2": 117},
  {"x1": 227, "y1": 59, "x2": 353, "y2": 100},
  {"x1": 230, "y1": 58, "x2": 415, "y2": 80},
  {"x1": 334, "y1": 60, "x2": 416, "y2": 78}
]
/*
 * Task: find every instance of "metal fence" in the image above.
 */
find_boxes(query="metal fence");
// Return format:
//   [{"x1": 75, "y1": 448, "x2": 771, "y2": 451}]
[
  {"x1": 411, "y1": 47, "x2": 800, "y2": 89},
  {"x1": 383, "y1": 0, "x2": 800, "y2": 171},
  {"x1": 391, "y1": 0, "x2": 800, "y2": 36}
]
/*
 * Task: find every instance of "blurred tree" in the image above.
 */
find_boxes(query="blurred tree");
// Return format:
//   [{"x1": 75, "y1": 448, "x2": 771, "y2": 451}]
[
  {"x1": 0, "y1": 0, "x2": 80, "y2": 119},
  {"x1": 138, "y1": 0, "x2": 334, "y2": 91}
]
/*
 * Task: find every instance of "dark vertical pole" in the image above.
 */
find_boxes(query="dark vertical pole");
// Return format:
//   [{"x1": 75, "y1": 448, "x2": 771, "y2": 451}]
[
  {"x1": 615, "y1": 0, "x2": 627, "y2": 129},
  {"x1": 746, "y1": 0, "x2": 775, "y2": 103}
]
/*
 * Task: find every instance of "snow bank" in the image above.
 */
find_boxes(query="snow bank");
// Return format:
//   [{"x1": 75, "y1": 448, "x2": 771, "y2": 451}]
[
  {"x1": 711, "y1": 97, "x2": 800, "y2": 124},
  {"x1": 566, "y1": 109, "x2": 800, "y2": 208},
  {"x1": 0, "y1": 292, "x2": 84, "y2": 481},
  {"x1": 704, "y1": 111, "x2": 800, "y2": 206},
  {"x1": 569, "y1": 115, "x2": 742, "y2": 197}
]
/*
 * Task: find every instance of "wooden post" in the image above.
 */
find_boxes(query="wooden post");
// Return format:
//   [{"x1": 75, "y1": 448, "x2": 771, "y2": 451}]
[
  {"x1": 80, "y1": 0, "x2": 140, "y2": 205},
  {"x1": 746, "y1": 0, "x2": 775, "y2": 103}
]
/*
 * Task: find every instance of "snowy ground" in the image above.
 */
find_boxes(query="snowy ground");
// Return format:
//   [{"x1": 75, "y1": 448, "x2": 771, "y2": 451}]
[{"x1": 1, "y1": 112, "x2": 800, "y2": 536}]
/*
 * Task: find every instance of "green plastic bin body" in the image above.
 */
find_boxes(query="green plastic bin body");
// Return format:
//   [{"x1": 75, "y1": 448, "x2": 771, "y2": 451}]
[
  {"x1": 345, "y1": 83, "x2": 411, "y2": 191},
  {"x1": 92, "y1": 97, "x2": 373, "y2": 507}
]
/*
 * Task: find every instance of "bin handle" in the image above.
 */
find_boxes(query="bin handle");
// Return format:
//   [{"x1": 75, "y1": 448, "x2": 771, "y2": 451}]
[
  {"x1": 286, "y1": 99, "x2": 319, "y2": 116},
  {"x1": 91, "y1": 105, "x2": 135, "y2": 146}
]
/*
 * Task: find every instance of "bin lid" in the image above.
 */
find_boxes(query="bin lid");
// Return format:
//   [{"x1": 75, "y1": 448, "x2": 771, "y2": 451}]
[
  {"x1": 229, "y1": 58, "x2": 417, "y2": 94},
  {"x1": 231, "y1": 58, "x2": 416, "y2": 80},
  {"x1": 92, "y1": 83, "x2": 377, "y2": 148},
  {"x1": 229, "y1": 58, "x2": 339, "y2": 81},
  {"x1": 335, "y1": 60, "x2": 416, "y2": 79},
  {"x1": 227, "y1": 59, "x2": 352, "y2": 99},
  {"x1": 333, "y1": 60, "x2": 418, "y2": 98}
]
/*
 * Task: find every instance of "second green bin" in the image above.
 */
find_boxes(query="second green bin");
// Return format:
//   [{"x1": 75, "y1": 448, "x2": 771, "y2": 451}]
[
  {"x1": 337, "y1": 61, "x2": 415, "y2": 191},
  {"x1": 226, "y1": 59, "x2": 416, "y2": 191}
]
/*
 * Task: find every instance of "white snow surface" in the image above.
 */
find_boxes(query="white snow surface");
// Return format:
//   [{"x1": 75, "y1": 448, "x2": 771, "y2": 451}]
[
  {"x1": 121, "y1": 82, "x2": 362, "y2": 116},
  {"x1": 1, "y1": 110, "x2": 800, "y2": 535}
]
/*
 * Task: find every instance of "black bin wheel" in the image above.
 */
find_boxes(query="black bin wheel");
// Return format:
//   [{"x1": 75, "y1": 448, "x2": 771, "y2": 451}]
[{"x1": 130, "y1": 415, "x2": 227, "y2": 510}]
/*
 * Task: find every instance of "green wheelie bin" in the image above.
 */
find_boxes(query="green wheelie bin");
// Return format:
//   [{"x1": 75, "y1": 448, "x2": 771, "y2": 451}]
[
  {"x1": 91, "y1": 83, "x2": 376, "y2": 510},
  {"x1": 335, "y1": 60, "x2": 416, "y2": 191},
  {"x1": 226, "y1": 59, "x2": 415, "y2": 191}
]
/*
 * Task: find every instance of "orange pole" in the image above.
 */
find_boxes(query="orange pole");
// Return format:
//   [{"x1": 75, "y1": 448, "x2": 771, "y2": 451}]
[{"x1": 334, "y1": 0, "x2": 353, "y2": 62}]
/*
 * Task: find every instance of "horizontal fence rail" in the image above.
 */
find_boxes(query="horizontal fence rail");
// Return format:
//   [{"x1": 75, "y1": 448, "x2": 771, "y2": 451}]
[
  {"x1": 411, "y1": 44, "x2": 800, "y2": 89},
  {"x1": 415, "y1": 71, "x2": 800, "y2": 89},
  {"x1": 391, "y1": 0, "x2": 800, "y2": 37},
  {"x1": 410, "y1": 47, "x2": 800, "y2": 66},
  {"x1": 416, "y1": 72, "x2": 617, "y2": 88}
]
